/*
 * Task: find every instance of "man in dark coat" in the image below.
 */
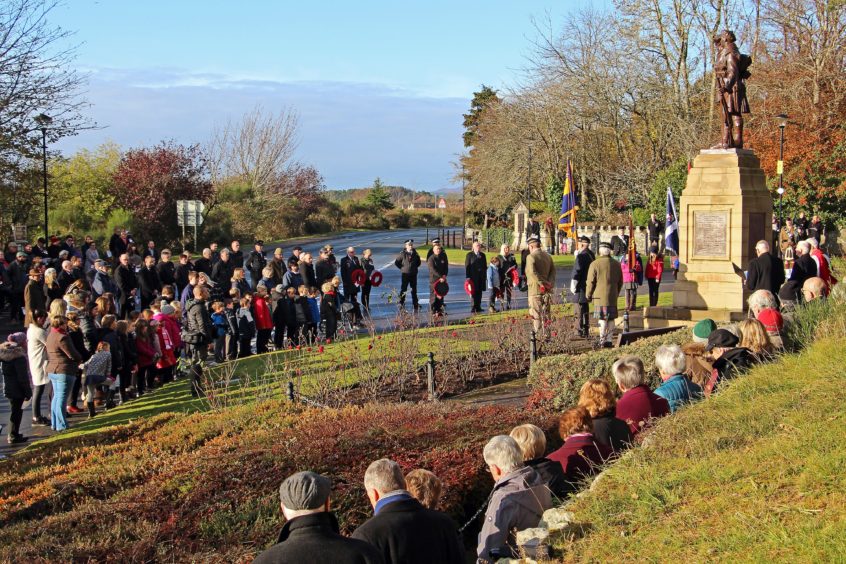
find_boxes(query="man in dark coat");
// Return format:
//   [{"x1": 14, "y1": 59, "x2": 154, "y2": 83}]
[
  {"x1": 229, "y1": 240, "x2": 245, "y2": 269},
  {"x1": 211, "y1": 249, "x2": 234, "y2": 288},
  {"x1": 113, "y1": 253, "x2": 138, "y2": 319},
  {"x1": 174, "y1": 253, "x2": 193, "y2": 297},
  {"x1": 647, "y1": 213, "x2": 662, "y2": 248},
  {"x1": 465, "y1": 240, "x2": 487, "y2": 313},
  {"x1": 6, "y1": 252, "x2": 29, "y2": 323},
  {"x1": 571, "y1": 236, "x2": 595, "y2": 337},
  {"x1": 340, "y1": 246, "x2": 362, "y2": 303},
  {"x1": 425, "y1": 237, "x2": 448, "y2": 262},
  {"x1": 253, "y1": 471, "x2": 384, "y2": 564},
  {"x1": 394, "y1": 240, "x2": 422, "y2": 310},
  {"x1": 426, "y1": 243, "x2": 449, "y2": 314},
  {"x1": 315, "y1": 250, "x2": 335, "y2": 289},
  {"x1": 245, "y1": 241, "x2": 268, "y2": 291},
  {"x1": 155, "y1": 249, "x2": 177, "y2": 289},
  {"x1": 746, "y1": 240, "x2": 785, "y2": 297},
  {"x1": 137, "y1": 255, "x2": 161, "y2": 310},
  {"x1": 194, "y1": 248, "x2": 213, "y2": 276},
  {"x1": 352, "y1": 459, "x2": 463, "y2": 564},
  {"x1": 778, "y1": 240, "x2": 817, "y2": 305}
]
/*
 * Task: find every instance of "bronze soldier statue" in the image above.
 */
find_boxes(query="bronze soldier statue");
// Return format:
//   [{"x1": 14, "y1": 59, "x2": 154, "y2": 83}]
[{"x1": 712, "y1": 30, "x2": 752, "y2": 149}]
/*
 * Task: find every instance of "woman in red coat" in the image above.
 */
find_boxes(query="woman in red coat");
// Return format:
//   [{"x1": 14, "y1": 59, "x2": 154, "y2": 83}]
[
  {"x1": 645, "y1": 251, "x2": 664, "y2": 307},
  {"x1": 253, "y1": 286, "x2": 274, "y2": 353}
]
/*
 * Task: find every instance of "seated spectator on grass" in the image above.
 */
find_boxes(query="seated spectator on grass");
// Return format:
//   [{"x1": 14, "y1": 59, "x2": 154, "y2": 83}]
[
  {"x1": 477, "y1": 436, "x2": 552, "y2": 563},
  {"x1": 577, "y1": 378, "x2": 633, "y2": 452},
  {"x1": 738, "y1": 319, "x2": 776, "y2": 361},
  {"x1": 748, "y1": 289, "x2": 778, "y2": 317},
  {"x1": 509, "y1": 423, "x2": 569, "y2": 499},
  {"x1": 404, "y1": 469, "x2": 442, "y2": 510},
  {"x1": 653, "y1": 344, "x2": 703, "y2": 413},
  {"x1": 704, "y1": 329, "x2": 757, "y2": 395},
  {"x1": 691, "y1": 318, "x2": 717, "y2": 344},
  {"x1": 352, "y1": 459, "x2": 463, "y2": 564},
  {"x1": 253, "y1": 471, "x2": 384, "y2": 564},
  {"x1": 756, "y1": 307, "x2": 785, "y2": 348},
  {"x1": 681, "y1": 341, "x2": 714, "y2": 388},
  {"x1": 547, "y1": 407, "x2": 612, "y2": 490},
  {"x1": 802, "y1": 276, "x2": 828, "y2": 303},
  {"x1": 613, "y1": 356, "x2": 670, "y2": 436}
]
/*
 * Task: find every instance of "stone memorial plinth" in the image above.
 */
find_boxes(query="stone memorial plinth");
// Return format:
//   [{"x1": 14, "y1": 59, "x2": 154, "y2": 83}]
[{"x1": 645, "y1": 148, "x2": 773, "y2": 326}]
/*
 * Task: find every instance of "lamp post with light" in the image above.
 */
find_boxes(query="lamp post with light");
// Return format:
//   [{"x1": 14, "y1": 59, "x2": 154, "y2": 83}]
[
  {"x1": 34, "y1": 113, "x2": 52, "y2": 242},
  {"x1": 776, "y1": 113, "x2": 788, "y2": 228}
]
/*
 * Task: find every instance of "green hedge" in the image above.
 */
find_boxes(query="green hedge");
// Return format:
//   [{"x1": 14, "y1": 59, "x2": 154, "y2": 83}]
[{"x1": 528, "y1": 329, "x2": 690, "y2": 409}]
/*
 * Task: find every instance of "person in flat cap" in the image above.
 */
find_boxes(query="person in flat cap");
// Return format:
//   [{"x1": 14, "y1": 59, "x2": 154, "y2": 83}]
[
  {"x1": 395, "y1": 240, "x2": 421, "y2": 311},
  {"x1": 703, "y1": 328, "x2": 757, "y2": 395},
  {"x1": 253, "y1": 471, "x2": 384, "y2": 564},
  {"x1": 586, "y1": 241, "x2": 623, "y2": 347},
  {"x1": 571, "y1": 235, "x2": 595, "y2": 337}
]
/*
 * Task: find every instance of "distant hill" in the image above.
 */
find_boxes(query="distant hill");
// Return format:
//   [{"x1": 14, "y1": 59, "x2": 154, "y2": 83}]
[{"x1": 326, "y1": 185, "x2": 460, "y2": 207}]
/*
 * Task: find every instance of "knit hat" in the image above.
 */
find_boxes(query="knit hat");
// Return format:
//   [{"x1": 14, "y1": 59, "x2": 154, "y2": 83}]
[
  {"x1": 278, "y1": 471, "x2": 331, "y2": 510},
  {"x1": 7, "y1": 332, "x2": 26, "y2": 346},
  {"x1": 756, "y1": 308, "x2": 784, "y2": 334},
  {"x1": 692, "y1": 318, "x2": 717, "y2": 344},
  {"x1": 161, "y1": 304, "x2": 176, "y2": 315}
]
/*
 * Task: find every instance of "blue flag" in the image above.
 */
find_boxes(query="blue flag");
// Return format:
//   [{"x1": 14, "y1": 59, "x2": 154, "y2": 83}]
[{"x1": 665, "y1": 186, "x2": 679, "y2": 254}]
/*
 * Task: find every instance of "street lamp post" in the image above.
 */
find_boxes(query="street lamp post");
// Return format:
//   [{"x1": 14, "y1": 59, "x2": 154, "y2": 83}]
[
  {"x1": 34, "y1": 113, "x2": 52, "y2": 242},
  {"x1": 776, "y1": 113, "x2": 788, "y2": 228}
]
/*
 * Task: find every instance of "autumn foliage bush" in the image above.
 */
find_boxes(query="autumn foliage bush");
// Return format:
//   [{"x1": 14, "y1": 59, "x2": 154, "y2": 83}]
[{"x1": 0, "y1": 401, "x2": 555, "y2": 562}]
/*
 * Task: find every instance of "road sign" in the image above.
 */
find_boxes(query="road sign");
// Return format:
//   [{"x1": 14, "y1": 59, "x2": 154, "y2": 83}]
[
  {"x1": 12, "y1": 224, "x2": 27, "y2": 241},
  {"x1": 438, "y1": 197, "x2": 447, "y2": 209},
  {"x1": 176, "y1": 200, "x2": 205, "y2": 227}
]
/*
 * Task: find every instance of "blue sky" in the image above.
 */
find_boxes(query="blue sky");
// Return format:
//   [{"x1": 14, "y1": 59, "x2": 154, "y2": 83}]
[{"x1": 53, "y1": 1, "x2": 598, "y2": 189}]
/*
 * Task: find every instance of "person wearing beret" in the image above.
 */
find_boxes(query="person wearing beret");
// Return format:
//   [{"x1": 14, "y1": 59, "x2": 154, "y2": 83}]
[{"x1": 253, "y1": 471, "x2": 384, "y2": 564}]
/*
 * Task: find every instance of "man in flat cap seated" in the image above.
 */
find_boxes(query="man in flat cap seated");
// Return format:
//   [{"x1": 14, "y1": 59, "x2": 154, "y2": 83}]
[{"x1": 253, "y1": 471, "x2": 384, "y2": 564}]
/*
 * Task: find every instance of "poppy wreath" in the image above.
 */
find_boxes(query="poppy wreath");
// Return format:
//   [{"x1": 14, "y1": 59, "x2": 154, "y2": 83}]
[
  {"x1": 539, "y1": 282, "x2": 553, "y2": 294},
  {"x1": 370, "y1": 271, "x2": 383, "y2": 287},
  {"x1": 508, "y1": 266, "x2": 520, "y2": 286},
  {"x1": 464, "y1": 279, "x2": 474, "y2": 295},
  {"x1": 434, "y1": 278, "x2": 449, "y2": 299},
  {"x1": 351, "y1": 268, "x2": 366, "y2": 287}
]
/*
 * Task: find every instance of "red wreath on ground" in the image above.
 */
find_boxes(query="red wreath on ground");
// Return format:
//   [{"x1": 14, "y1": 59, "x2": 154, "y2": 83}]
[
  {"x1": 370, "y1": 271, "x2": 383, "y2": 287},
  {"x1": 351, "y1": 268, "x2": 366, "y2": 287},
  {"x1": 464, "y1": 279, "x2": 474, "y2": 295},
  {"x1": 434, "y1": 278, "x2": 449, "y2": 299}
]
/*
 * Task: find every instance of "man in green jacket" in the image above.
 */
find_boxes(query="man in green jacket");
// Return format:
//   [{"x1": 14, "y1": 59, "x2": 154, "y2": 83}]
[
  {"x1": 586, "y1": 242, "x2": 624, "y2": 347},
  {"x1": 525, "y1": 235, "x2": 556, "y2": 338}
]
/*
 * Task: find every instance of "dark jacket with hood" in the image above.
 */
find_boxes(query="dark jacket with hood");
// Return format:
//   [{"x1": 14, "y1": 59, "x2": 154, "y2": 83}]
[{"x1": 1, "y1": 342, "x2": 31, "y2": 400}]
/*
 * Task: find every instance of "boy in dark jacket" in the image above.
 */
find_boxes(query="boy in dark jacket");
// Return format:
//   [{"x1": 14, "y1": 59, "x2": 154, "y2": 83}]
[
  {"x1": 320, "y1": 282, "x2": 338, "y2": 340},
  {"x1": 237, "y1": 296, "x2": 255, "y2": 358},
  {"x1": 294, "y1": 286, "x2": 316, "y2": 344},
  {"x1": 1, "y1": 334, "x2": 31, "y2": 444}
]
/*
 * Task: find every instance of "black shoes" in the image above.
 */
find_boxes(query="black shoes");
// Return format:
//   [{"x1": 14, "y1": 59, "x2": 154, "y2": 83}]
[
  {"x1": 7, "y1": 433, "x2": 28, "y2": 444},
  {"x1": 31, "y1": 417, "x2": 50, "y2": 427}
]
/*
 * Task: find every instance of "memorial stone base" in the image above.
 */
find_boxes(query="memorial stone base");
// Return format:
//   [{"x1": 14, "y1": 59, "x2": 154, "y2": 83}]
[{"x1": 646, "y1": 148, "x2": 773, "y2": 328}]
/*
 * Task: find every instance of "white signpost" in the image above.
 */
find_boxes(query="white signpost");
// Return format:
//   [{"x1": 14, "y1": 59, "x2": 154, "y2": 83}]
[{"x1": 177, "y1": 200, "x2": 205, "y2": 251}]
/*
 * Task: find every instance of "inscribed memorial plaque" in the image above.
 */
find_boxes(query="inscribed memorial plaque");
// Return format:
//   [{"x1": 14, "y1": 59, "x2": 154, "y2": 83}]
[{"x1": 693, "y1": 211, "x2": 728, "y2": 257}]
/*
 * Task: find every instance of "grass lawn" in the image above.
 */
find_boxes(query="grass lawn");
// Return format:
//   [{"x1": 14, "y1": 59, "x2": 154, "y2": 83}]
[{"x1": 554, "y1": 334, "x2": 846, "y2": 561}]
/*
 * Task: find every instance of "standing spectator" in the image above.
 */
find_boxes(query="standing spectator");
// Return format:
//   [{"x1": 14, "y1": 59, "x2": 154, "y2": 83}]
[
  {"x1": 307, "y1": 288, "x2": 321, "y2": 335},
  {"x1": 23, "y1": 268, "x2": 47, "y2": 327},
  {"x1": 621, "y1": 248, "x2": 643, "y2": 311},
  {"x1": 779, "y1": 217, "x2": 799, "y2": 256},
  {"x1": 2, "y1": 333, "x2": 32, "y2": 443},
  {"x1": 654, "y1": 344, "x2": 704, "y2": 412},
  {"x1": 137, "y1": 255, "x2": 161, "y2": 310},
  {"x1": 497, "y1": 244, "x2": 518, "y2": 311},
  {"x1": 7, "y1": 252, "x2": 29, "y2": 323},
  {"x1": 509, "y1": 423, "x2": 569, "y2": 499},
  {"x1": 237, "y1": 296, "x2": 255, "y2": 357},
  {"x1": 746, "y1": 240, "x2": 786, "y2": 296},
  {"x1": 524, "y1": 235, "x2": 555, "y2": 338},
  {"x1": 114, "y1": 253, "x2": 138, "y2": 319},
  {"x1": 613, "y1": 355, "x2": 670, "y2": 436},
  {"x1": 282, "y1": 261, "x2": 303, "y2": 291},
  {"x1": 174, "y1": 252, "x2": 193, "y2": 297},
  {"x1": 586, "y1": 243, "x2": 624, "y2": 347},
  {"x1": 26, "y1": 310, "x2": 50, "y2": 426},
  {"x1": 56, "y1": 261, "x2": 76, "y2": 294},
  {"x1": 194, "y1": 248, "x2": 213, "y2": 276},
  {"x1": 46, "y1": 315, "x2": 82, "y2": 431},
  {"x1": 91, "y1": 260, "x2": 117, "y2": 299},
  {"x1": 107, "y1": 228, "x2": 127, "y2": 264},
  {"x1": 314, "y1": 249, "x2": 335, "y2": 289},
  {"x1": 210, "y1": 301, "x2": 228, "y2": 362},
  {"x1": 253, "y1": 286, "x2": 274, "y2": 353},
  {"x1": 352, "y1": 458, "x2": 464, "y2": 564},
  {"x1": 577, "y1": 378, "x2": 633, "y2": 452},
  {"x1": 253, "y1": 471, "x2": 384, "y2": 564},
  {"x1": 156, "y1": 249, "x2": 177, "y2": 289},
  {"x1": 794, "y1": 211, "x2": 809, "y2": 234},
  {"x1": 184, "y1": 286, "x2": 214, "y2": 396},
  {"x1": 610, "y1": 228, "x2": 628, "y2": 260},
  {"x1": 525, "y1": 217, "x2": 541, "y2": 241},
  {"x1": 779, "y1": 240, "x2": 817, "y2": 306},
  {"x1": 83, "y1": 240, "x2": 100, "y2": 273},
  {"x1": 295, "y1": 286, "x2": 316, "y2": 344},
  {"x1": 211, "y1": 248, "x2": 234, "y2": 288},
  {"x1": 476, "y1": 436, "x2": 552, "y2": 562},
  {"x1": 340, "y1": 246, "x2": 362, "y2": 304},
  {"x1": 133, "y1": 319, "x2": 158, "y2": 397},
  {"x1": 142, "y1": 240, "x2": 159, "y2": 262},
  {"x1": 229, "y1": 240, "x2": 244, "y2": 270},
  {"x1": 209, "y1": 242, "x2": 221, "y2": 264},
  {"x1": 395, "y1": 240, "x2": 422, "y2": 311},
  {"x1": 807, "y1": 238, "x2": 835, "y2": 288},
  {"x1": 320, "y1": 282, "x2": 338, "y2": 340},
  {"x1": 270, "y1": 247, "x2": 288, "y2": 287},
  {"x1": 647, "y1": 213, "x2": 662, "y2": 249},
  {"x1": 547, "y1": 407, "x2": 613, "y2": 489},
  {"x1": 486, "y1": 256, "x2": 502, "y2": 313},
  {"x1": 426, "y1": 244, "x2": 448, "y2": 316},
  {"x1": 245, "y1": 240, "x2": 267, "y2": 291},
  {"x1": 231, "y1": 268, "x2": 251, "y2": 297},
  {"x1": 464, "y1": 240, "x2": 487, "y2": 314},
  {"x1": 300, "y1": 252, "x2": 317, "y2": 291},
  {"x1": 223, "y1": 298, "x2": 239, "y2": 360},
  {"x1": 645, "y1": 250, "x2": 663, "y2": 307},
  {"x1": 154, "y1": 303, "x2": 181, "y2": 385},
  {"x1": 808, "y1": 214, "x2": 825, "y2": 242},
  {"x1": 571, "y1": 236, "x2": 594, "y2": 338},
  {"x1": 81, "y1": 341, "x2": 112, "y2": 418},
  {"x1": 404, "y1": 469, "x2": 443, "y2": 510}
]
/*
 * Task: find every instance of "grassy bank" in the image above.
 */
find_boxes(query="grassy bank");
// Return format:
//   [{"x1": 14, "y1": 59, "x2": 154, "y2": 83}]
[{"x1": 553, "y1": 324, "x2": 846, "y2": 560}]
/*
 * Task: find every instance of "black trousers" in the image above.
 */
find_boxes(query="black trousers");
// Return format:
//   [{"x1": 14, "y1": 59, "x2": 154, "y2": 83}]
[
  {"x1": 256, "y1": 329, "x2": 272, "y2": 353},
  {"x1": 400, "y1": 274, "x2": 418, "y2": 307},
  {"x1": 576, "y1": 301, "x2": 590, "y2": 335},
  {"x1": 31, "y1": 384, "x2": 48, "y2": 420},
  {"x1": 8, "y1": 398, "x2": 24, "y2": 436},
  {"x1": 361, "y1": 283, "x2": 372, "y2": 310},
  {"x1": 9, "y1": 291, "x2": 23, "y2": 321},
  {"x1": 648, "y1": 279, "x2": 660, "y2": 307},
  {"x1": 470, "y1": 287, "x2": 484, "y2": 312}
]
